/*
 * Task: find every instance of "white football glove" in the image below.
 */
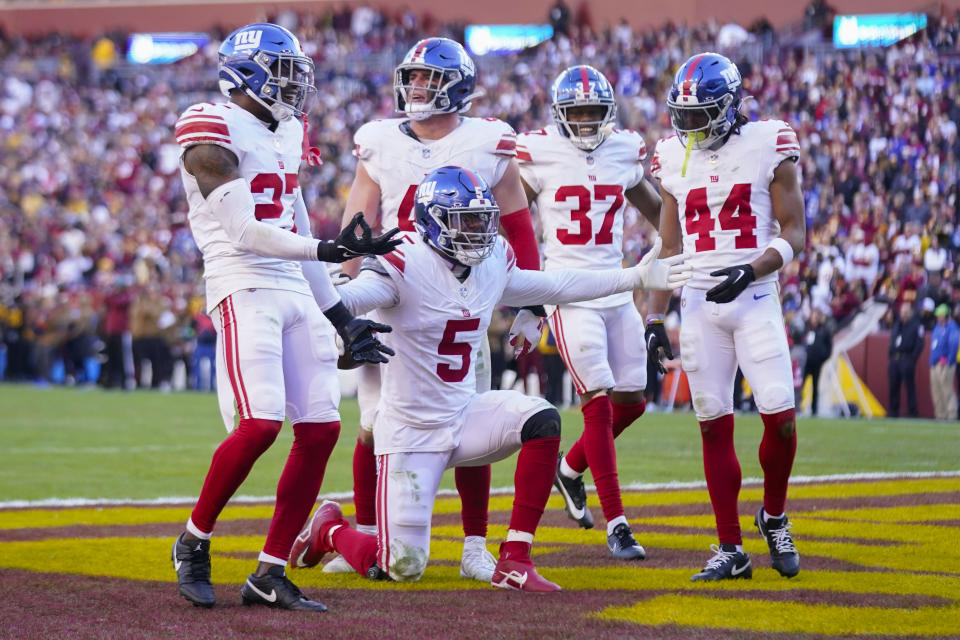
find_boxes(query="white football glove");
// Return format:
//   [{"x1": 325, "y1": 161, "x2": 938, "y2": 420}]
[
  {"x1": 631, "y1": 238, "x2": 692, "y2": 290},
  {"x1": 326, "y1": 263, "x2": 352, "y2": 286},
  {"x1": 508, "y1": 308, "x2": 545, "y2": 357}
]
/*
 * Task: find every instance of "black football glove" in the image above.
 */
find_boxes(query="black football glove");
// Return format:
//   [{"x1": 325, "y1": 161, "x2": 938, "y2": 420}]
[
  {"x1": 317, "y1": 212, "x2": 403, "y2": 263},
  {"x1": 644, "y1": 317, "x2": 674, "y2": 375},
  {"x1": 323, "y1": 302, "x2": 396, "y2": 365},
  {"x1": 705, "y1": 263, "x2": 755, "y2": 303}
]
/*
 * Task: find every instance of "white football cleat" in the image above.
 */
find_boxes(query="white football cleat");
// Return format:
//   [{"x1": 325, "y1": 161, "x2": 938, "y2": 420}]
[{"x1": 459, "y1": 537, "x2": 496, "y2": 582}]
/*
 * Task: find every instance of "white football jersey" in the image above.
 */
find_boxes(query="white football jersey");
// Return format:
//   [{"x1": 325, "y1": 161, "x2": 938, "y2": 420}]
[
  {"x1": 354, "y1": 117, "x2": 517, "y2": 231},
  {"x1": 651, "y1": 119, "x2": 800, "y2": 290},
  {"x1": 518, "y1": 125, "x2": 646, "y2": 308},
  {"x1": 367, "y1": 233, "x2": 518, "y2": 453},
  {"x1": 176, "y1": 102, "x2": 310, "y2": 312}
]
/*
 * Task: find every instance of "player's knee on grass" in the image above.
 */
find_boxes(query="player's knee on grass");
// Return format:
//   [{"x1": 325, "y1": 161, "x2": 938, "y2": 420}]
[
  {"x1": 692, "y1": 392, "x2": 728, "y2": 422},
  {"x1": 521, "y1": 407, "x2": 561, "y2": 442},
  {"x1": 385, "y1": 538, "x2": 429, "y2": 582}
]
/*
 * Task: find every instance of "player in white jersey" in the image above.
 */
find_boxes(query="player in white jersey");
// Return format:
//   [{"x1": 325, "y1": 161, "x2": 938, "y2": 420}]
[
  {"x1": 325, "y1": 37, "x2": 545, "y2": 581},
  {"x1": 517, "y1": 65, "x2": 663, "y2": 560},
  {"x1": 169, "y1": 23, "x2": 400, "y2": 612},
  {"x1": 647, "y1": 53, "x2": 806, "y2": 582},
  {"x1": 288, "y1": 166, "x2": 691, "y2": 591}
]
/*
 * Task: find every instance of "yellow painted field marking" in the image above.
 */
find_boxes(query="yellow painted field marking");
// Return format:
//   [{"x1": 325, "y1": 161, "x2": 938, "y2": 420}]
[{"x1": 596, "y1": 594, "x2": 960, "y2": 636}]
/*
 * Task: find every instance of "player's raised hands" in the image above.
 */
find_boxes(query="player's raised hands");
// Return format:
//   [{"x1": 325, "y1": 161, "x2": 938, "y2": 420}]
[
  {"x1": 631, "y1": 238, "x2": 692, "y2": 291},
  {"x1": 317, "y1": 212, "x2": 403, "y2": 263}
]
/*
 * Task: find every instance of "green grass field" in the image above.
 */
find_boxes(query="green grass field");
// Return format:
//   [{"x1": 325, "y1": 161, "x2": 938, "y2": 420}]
[{"x1": 1, "y1": 385, "x2": 957, "y2": 503}]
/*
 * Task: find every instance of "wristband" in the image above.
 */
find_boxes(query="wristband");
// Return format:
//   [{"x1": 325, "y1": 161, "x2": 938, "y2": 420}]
[
  {"x1": 322, "y1": 301, "x2": 352, "y2": 332},
  {"x1": 767, "y1": 237, "x2": 794, "y2": 267},
  {"x1": 645, "y1": 314, "x2": 665, "y2": 324}
]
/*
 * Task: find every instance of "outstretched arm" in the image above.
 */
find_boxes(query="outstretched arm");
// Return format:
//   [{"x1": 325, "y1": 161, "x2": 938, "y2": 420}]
[{"x1": 499, "y1": 239, "x2": 689, "y2": 307}]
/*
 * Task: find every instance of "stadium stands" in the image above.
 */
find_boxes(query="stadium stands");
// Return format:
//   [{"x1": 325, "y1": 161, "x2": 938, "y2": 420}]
[{"x1": 0, "y1": 8, "x2": 958, "y2": 406}]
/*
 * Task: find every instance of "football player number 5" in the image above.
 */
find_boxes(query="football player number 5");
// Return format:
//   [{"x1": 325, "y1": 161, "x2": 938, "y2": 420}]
[
  {"x1": 437, "y1": 318, "x2": 481, "y2": 382},
  {"x1": 556, "y1": 185, "x2": 623, "y2": 245},
  {"x1": 684, "y1": 183, "x2": 757, "y2": 251}
]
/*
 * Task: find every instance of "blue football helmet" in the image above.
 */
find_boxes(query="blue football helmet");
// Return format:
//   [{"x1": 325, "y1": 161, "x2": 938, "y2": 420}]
[
  {"x1": 551, "y1": 65, "x2": 618, "y2": 151},
  {"x1": 394, "y1": 38, "x2": 480, "y2": 121},
  {"x1": 414, "y1": 166, "x2": 500, "y2": 266},
  {"x1": 667, "y1": 52, "x2": 743, "y2": 149},
  {"x1": 218, "y1": 23, "x2": 316, "y2": 121}
]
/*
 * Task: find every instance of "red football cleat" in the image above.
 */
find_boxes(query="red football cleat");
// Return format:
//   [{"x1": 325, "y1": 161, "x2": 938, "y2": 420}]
[
  {"x1": 491, "y1": 543, "x2": 561, "y2": 592},
  {"x1": 289, "y1": 501, "x2": 345, "y2": 569}
]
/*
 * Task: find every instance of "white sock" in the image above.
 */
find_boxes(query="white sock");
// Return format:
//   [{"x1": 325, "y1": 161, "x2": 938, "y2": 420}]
[
  {"x1": 559, "y1": 457, "x2": 582, "y2": 480},
  {"x1": 505, "y1": 529, "x2": 534, "y2": 544},
  {"x1": 258, "y1": 552, "x2": 287, "y2": 566},
  {"x1": 763, "y1": 509, "x2": 785, "y2": 522},
  {"x1": 185, "y1": 518, "x2": 212, "y2": 540},
  {"x1": 606, "y1": 515, "x2": 628, "y2": 536},
  {"x1": 357, "y1": 523, "x2": 377, "y2": 536}
]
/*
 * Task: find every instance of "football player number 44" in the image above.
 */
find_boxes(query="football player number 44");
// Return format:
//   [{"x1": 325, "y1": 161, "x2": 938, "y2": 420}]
[
  {"x1": 437, "y1": 318, "x2": 480, "y2": 382},
  {"x1": 684, "y1": 183, "x2": 757, "y2": 251},
  {"x1": 555, "y1": 184, "x2": 624, "y2": 245}
]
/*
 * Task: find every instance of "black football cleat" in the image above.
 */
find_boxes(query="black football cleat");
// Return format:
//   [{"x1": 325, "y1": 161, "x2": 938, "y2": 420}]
[
  {"x1": 606, "y1": 522, "x2": 646, "y2": 560},
  {"x1": 553, "y1": 453, "x2": 594, "y2": 529},
  {"x1": 241, "y1": 565, "x2": 327, "y2": 612},
  {"x1": 690, "y1": 543, "x2": 752, "y2": 582},
  {"x1": 172, "y1": 533, "x2": 215, "y2": 608},
  {"x1": 755, "y1": 508, "x2": 800, "y2": 578}
]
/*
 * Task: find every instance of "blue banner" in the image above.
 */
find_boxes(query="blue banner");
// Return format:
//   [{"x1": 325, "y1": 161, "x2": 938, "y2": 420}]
[
  {"x1": 465, "y1": 24, "x2": 553, "y2": 57},
  {"x1": 127, "y1": 33, "x2": 210, "y2": 64},
  {"x1": 833, "y1": 13, "x2": 927, "y2": 48}
]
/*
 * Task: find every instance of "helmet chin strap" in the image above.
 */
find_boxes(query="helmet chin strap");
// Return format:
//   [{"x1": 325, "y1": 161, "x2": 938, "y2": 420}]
[{"x1": 244, "y1": 86, "x2": 293, "y2": 121}]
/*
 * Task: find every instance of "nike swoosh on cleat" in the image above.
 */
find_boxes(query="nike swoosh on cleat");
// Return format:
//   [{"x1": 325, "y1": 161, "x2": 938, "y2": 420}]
[
  {"x1": 245, "y1": 580, "x2": 277, "y2": 602},
  {"x1": 753, "y1": 293, "x2": 770, "y2": 300},
  {"x1": 173, "y1": 557, "x2": 182, "y2": 571},
  {"x1": 731, "y1": 561, "x2": 751, "y2": 576}
]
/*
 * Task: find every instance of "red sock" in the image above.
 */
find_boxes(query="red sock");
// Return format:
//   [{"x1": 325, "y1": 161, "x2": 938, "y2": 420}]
[
  {"x1": 190, "y1": 418, "x2": 282, "y2": 534},
  {"x1": 262, "y1": 421, "x2": 340, "y2": 560},
  {"x1": 455, "y1": 465, "x2": 490, "y2": 538},
  {"x1": 700, "y1": 414, "x2": 742, "y2": 545},
  {"x1": 331, "y1": 524, "x2": 378, "y2": 575},
  {"x1": 759, "y1": 408, "x2": 797, "y2": 517},
  {"x1": 579, "y1": 396, "x2": 623, "y2": 522},
  {"x1": 612, "y1": 398, "x2": 646, "y2": 438},
  {"x1": 353, "y1": 437, "x2": 377, "y2": 527},
  {"x1": 509, "y1": 436, "x2": 561, "y2": 535}
]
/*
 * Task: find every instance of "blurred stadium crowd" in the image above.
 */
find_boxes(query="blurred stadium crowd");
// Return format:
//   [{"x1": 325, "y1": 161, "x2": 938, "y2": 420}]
[{"x1": 0, "y1": 7, "x2": 958, "y2": 407}]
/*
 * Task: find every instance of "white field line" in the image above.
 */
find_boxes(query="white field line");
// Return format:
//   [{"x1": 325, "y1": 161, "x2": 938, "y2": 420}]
[{"x1": 1, "y1": 470, "x2": 958, "y2": 509}]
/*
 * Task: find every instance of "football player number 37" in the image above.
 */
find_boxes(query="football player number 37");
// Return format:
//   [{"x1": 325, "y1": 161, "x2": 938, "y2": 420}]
[
  {"x1": 251, "y1": 173, "x2": 298, "y2": 220},
  {"x1": 684, "y1": 183, "x2": 757, "y2": 252},
  {"x1": 437, "y1": 318, "x2": 481, "y2": 382},
  {"x1": 555, "y1": 184, "x2": 623, "y2": 245}
]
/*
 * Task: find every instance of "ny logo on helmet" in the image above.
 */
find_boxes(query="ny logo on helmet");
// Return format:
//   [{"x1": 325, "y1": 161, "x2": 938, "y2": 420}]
[
  {"x1": 417, "y1": 180, "x2": 438, "y2": 203},
  {"x1": 720, "y1": 66, "x2": 739, "y2": 86},
  {"x1": 234, "y1": 30, "x2": 263, "y2": 50}
]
